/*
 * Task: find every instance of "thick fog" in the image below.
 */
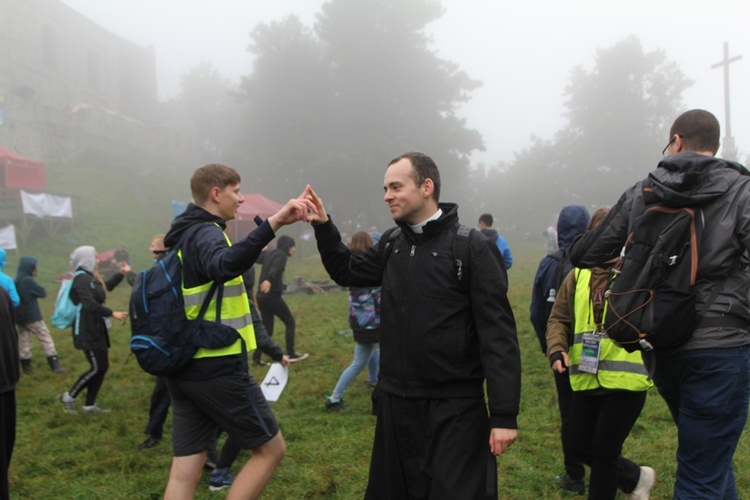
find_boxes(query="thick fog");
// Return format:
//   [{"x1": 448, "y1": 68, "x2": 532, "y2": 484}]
[{"x1": 54, "y1": 0, "x2": 749, "y2": 234}]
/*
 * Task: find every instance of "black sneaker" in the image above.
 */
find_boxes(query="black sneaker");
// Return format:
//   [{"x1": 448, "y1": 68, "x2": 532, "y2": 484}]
[
  {"x1": 288, "y1": 353, "x2": 309, "y2": 363},
  {"x1": 138, "y1": 436, "x2": 161, "y2": 451},
  {"x1": 325, "y1": 396, "x2": 347, "y2": 411},
  {"x1": 555, "y1": 474, "x2": 585, "y2": 495},
  {"x1": 252, "y1": 360, "x2": 270, "y2": 367},
  {"x1": 208, "y1": 467, "x2": 235, "y2": 491}
]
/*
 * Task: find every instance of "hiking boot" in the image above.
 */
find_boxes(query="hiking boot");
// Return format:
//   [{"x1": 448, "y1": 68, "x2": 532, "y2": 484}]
[
  {"x1": 626, "y1": 466, "x2": 655, "y2": 500},
  {"x1": 47, "y1": 355, "x2": 65, "y2": 373},
  {"x1": 325, "y1": 396, "x2": 347, "y2": 411},
  {"x1": 208, "y1": 467, "x2": 235, "y2": 492},
  {"x1": 555, "y1": 474, "x2": 585, "y2": 495},
  {"x1": 288, "y1": 352, "x2": 309, "y2": 363},
  {"x1": 82, "y1": 405, "x2": 111, "y2": 414},
  {"x1": 21, "y1": 359, "x2": 33, "y2": 375},
  {"x1": 138, "y1": 436, "x2": 161, "y2": 451},
  {"x1": 59, "y1": 392, "x2": 77, "y2": 415}
]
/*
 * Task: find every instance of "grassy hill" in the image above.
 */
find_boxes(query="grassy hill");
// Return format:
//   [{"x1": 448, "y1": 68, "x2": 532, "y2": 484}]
[{"x1": 4, "y1": 161, "x2": 749, "y2": 498}]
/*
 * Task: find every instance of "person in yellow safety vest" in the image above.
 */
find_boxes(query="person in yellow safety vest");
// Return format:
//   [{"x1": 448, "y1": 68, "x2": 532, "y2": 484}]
[
  {"x1": 161, "y1": 163, "x2": 316, "y2": 499},
  {"x1": 546, "y1": 207, "x2": 656, "y2": 500}
]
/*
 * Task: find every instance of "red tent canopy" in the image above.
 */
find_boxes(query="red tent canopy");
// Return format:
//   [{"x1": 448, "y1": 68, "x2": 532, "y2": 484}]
[
  {"x1": 0, "y1": 146, "x2": 45, "y2": 190},
  {"x1": 226, "y1": 193, "x2": 283, "y2": 242}
]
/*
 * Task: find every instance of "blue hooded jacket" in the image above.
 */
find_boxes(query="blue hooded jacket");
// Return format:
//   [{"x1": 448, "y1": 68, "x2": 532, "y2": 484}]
[
  {"x1": 529, "y1": 205, "x2": 590, "y2": 353},
  {"x1": 0, "y1": 249, "x2": 20, "y2": 308}
]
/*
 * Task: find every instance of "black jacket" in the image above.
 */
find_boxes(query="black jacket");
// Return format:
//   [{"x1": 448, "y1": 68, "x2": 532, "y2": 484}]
[
  {"x1": 570, "y1": 152, "x2": 750, "y2": 350},
  {"x1": 0, "y1": 287, "x2": 19, "y2": 393},
  {"x1": 70, "y1": 270, "x2": 123, "y2": 351},
  {"x1": 163, "y1": 203, "x2": 276, "y2": 379},
  {"x1": 15, "y1": 256, "x2": 46, "y2": 325},
  {"x1": 257, "y1": 248, "x2": 288, "y2": 299},
  {"x1": 314, "y1": 203, "x2": 521, "y2": 429}
]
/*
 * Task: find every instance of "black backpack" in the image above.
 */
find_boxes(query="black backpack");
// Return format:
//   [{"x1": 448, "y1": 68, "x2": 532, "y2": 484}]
[
  {"x1": 604, "y1": 185, "x2": 701, "y2": 352},
  {"x1": 129, "y1": 225, "x2": 240, "y2": 376}
]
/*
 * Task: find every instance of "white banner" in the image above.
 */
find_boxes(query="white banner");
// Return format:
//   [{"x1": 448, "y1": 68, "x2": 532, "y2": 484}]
[
  {"x1": 20, "y1": 190, "x2": 73, "y2": 218},
  {"x1": 0, "y1": 225, "x2": 17, "y2": 250}
]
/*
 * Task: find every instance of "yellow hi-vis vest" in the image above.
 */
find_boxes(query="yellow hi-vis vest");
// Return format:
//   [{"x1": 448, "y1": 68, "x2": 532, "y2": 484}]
[
  {"x1": 569, "y1": 269, "x2": 652, "y2": 392},
  {"x1": 179, "y1": 230, "x2": 256, "y2": 358}
]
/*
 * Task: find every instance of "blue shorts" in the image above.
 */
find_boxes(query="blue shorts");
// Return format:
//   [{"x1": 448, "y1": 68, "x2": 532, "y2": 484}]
[{"x1": 167, "y1": 370, "x2": 278, "y2": 456}]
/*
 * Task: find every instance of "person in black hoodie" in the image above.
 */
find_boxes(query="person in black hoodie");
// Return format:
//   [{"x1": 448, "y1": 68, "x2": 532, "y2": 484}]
[
  {"x1": 161, "y1": 163, "x2": 314, "y2": 499},
  {"x1": 569, "y1": 109, "x2": 750, "y2": 499},
  {"x1": 305, "y1": 152, "x2": 521, "y2": 499},
  {"x1": 529, "y1": 205, "x2": 590, "y2": 494},
  {"x1": 59, "y1": 246, "x2": 129, "y2": 415},
  {"x1": 0, "y1": 286, "x2": 19, "y2": 499},
  {"x1": 256, "y1": 235, "x2": 308, "y2": 362},
  {"x1": 15, "y1": 256, "x2": 64, "y2": 374}
]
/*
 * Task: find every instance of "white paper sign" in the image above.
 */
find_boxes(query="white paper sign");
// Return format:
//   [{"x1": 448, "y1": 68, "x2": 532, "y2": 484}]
[{"x1": 260, "y1": 363, "x2": 288, "y2": 402}]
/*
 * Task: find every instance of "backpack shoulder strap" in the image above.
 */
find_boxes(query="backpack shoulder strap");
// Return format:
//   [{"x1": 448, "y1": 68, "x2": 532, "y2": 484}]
[{"x1": 454, "y1": 223, "x2": 473, "y2": 292}]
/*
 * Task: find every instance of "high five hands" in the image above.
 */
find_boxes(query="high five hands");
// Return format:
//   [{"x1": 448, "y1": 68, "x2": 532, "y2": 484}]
[{"x1": 300, "y1": 185, "x2": 329, "y2": 225}]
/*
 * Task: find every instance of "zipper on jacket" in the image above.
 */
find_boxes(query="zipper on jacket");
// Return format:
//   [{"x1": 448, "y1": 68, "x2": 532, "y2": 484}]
[{"x1": 410, "y1": 245, "x2": 415, "y2": 257}]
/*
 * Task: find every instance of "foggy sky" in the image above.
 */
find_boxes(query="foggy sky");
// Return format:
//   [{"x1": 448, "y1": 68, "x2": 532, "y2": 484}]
[{"x1": 59, "y1": 0, "x2": 750, "y2": 166}]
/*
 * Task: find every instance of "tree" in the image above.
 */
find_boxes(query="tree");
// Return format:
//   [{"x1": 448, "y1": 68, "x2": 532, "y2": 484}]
[
  {"x1": 237, "y1": 0, "x2": 484, "y2": 223},
  {"x1": 502, "y1": 37, "x2": 692, "y2": 230},
  {"x1": 179, "y1": 62, "x2": 241, "y2": 163}
]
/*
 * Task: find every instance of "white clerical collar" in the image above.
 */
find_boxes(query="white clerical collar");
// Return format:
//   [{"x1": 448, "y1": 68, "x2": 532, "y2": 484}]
[{"x1": 409, "y1": 209, "x2": 442, "y2": 234}]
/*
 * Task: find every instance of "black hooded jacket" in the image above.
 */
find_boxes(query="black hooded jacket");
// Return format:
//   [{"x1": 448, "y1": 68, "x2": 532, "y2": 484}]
[
  {"x1": 257, "y1": 235, "x2": 295, "y2": 299},
  {"x1": 570, "y1": 152, "x2": 750, "y2": 350}
]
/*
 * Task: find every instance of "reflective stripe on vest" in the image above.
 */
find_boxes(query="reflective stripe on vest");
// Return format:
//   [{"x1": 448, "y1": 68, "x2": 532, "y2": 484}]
[
  {"x1": 568, "y1": 269, "x2": 652, "y2": 392},
  {"x1": 179, "y1": 229, "x2": 256, "y2": 358}
]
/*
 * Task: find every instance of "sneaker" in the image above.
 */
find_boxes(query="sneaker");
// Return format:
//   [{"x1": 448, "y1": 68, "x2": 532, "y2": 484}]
[
  {"x1": 288, "y1": 352, "x2": 309, "y2": 363},
  {"x1": 555, "y1": 474, "x2": 585, "y2": 495},
  {"x1": 138, "y1": 436, "x2": 161, "y2": 451},
  {"x1": 208, "y1": 467, "x2": 235, "y2": 492},
  {"x1": 82, "y1": 405, "x2": 111, "y2": 414},
  {"x1": 325, "y1": 396, "x2": 347, "y2": 411},
  {"x1": 59, "y1": 392, "x2": 78, "y2": 415},
  {"x1": 626, "y1": 466, "x2": 655, "y2": 500},
  {"x1": 252, "y1": 360, "x2": 270, "y2": 367},
  {"x1": 363, "y1": 380, "x2": 378, "y2": 389}
]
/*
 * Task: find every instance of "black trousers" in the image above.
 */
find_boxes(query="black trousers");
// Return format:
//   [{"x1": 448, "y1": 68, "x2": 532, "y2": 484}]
[
  {"x1": 0, "y1": 390, "x2": 15, "y2": 500},
  {"x1": 257, "y1": 295, "x2": 297, "y2": 356},
  {"x1": 144, "y1": 376, "x2": 171, "y2": 439},
  {"x1": 69, "y1": 349, "x2": 109, "y2": 406},
  {"x1": 567, "y1": 390, "x2": 646, "y2": 499},
  {"x1": 553, "y1": 369, "x2": 586, "y2": 479}
]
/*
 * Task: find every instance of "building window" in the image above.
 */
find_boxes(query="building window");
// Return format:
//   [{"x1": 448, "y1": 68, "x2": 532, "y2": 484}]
[{"x1": 42, "y1": 24, "x2": 57, "y2": 70}]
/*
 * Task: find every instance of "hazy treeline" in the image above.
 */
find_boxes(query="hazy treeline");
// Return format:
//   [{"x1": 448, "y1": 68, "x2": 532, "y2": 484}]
[{"x1": 179, "y1": 0, "x2": 703, "y2": 235}]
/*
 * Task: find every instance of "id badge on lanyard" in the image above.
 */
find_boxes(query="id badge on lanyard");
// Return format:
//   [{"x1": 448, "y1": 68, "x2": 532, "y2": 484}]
[{"x1": 579, "y1": 332, "x2": 602, "y2": 374}]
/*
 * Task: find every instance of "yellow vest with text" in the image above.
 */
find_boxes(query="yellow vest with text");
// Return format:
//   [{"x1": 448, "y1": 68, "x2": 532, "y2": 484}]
[
  {"x1": 569, "y1": 269, "x2": 652, "y2": 392},
  {"x1": 179, "y1": 230, "x2": 256, "y2": 358}
]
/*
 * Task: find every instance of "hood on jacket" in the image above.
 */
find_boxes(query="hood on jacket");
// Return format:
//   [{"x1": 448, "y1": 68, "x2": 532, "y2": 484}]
[
  {"x1": 16, "y1": 256, "x2": 37, "y2": 279},
  {"x1": 276, "y1": 235, "x2": 296, "y2": 254},
  {"x1": 479, "y1": 228, "x2": 499, "y2": 243},
  {"x1": 164, "y1": 203, "x2": 225, "y2": 249},
  {"x1": 649, "y1": 152, "x2": 750, "y2": 206},
  {"x1": 557, "y1": 205, "x2": 591, "y2": 251},
  {"x1": 70, "y1": 246, "x2": 96, "y2": 273},
  {"x1": 0, "y1": 249, "x2": 5, "y2": 270}
]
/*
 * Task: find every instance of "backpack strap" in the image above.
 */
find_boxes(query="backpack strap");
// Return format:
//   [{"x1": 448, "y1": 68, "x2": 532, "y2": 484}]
[{"x1": 453, "y1": 223, "x2": 472, "y2": 292}]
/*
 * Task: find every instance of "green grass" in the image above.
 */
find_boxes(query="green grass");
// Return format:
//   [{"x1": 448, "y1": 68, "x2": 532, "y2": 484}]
[{"x1": 5, "y1": 161, "x2": 749, "y2": 498}]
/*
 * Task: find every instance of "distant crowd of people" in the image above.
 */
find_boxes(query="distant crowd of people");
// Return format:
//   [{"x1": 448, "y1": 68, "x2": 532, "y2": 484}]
[{"x1": 1, "y1": 109, "x2": 748, "y2": 500}]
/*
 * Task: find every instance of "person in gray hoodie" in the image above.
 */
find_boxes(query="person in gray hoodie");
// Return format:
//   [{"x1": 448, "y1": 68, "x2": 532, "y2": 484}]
[{"x1": 15, "y1": 256, "x2": 64, "y2": 374}]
